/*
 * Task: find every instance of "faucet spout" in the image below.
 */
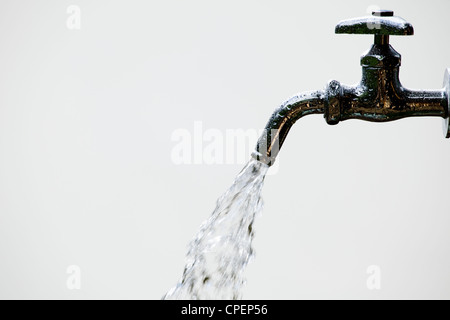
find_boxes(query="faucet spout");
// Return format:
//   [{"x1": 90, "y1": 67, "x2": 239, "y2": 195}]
[{"x1": 252, "y1": 90, "x2": 325, "y2": 166}]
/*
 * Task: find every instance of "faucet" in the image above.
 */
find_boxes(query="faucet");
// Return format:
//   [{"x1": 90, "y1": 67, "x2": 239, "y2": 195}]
[{"x1": 252, "y1": 10, "x2": 450, "y2": 166}]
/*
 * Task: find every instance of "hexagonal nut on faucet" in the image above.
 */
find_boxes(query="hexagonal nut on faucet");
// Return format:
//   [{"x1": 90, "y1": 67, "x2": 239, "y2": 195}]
[{"x1": 360, "y1": 50, "x2": 402, "y2": 68}]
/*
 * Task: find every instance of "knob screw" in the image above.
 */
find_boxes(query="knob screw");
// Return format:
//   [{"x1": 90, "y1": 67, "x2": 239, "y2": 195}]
[{"x1": 372, "y1": 10, "x2": 394, "y2": 17}]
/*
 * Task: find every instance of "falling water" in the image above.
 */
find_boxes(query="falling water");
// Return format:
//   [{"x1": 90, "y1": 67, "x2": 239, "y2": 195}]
[{"x1": 163, "y1": 158, "x2": 269, "y2": 300}]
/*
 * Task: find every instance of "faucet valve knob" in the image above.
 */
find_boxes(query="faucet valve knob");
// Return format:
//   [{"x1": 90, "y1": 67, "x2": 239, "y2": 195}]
[{"x1": 335, "y1": 10, "x2": 414, "y2": 44}]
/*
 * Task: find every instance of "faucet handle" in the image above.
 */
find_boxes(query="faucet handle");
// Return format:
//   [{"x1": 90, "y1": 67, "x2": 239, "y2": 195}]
[{"x1": 335, "y1": 10, "x2": 414, "y2": 36}]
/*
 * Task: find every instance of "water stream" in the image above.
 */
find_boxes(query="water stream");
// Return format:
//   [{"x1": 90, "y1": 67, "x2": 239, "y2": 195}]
[{"x1": 163, "y1": 158, "x2": 269, "y2": 300}]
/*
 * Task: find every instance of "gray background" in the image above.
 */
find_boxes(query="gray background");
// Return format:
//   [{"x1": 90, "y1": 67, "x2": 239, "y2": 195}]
[{"x1": 0, "y1": 0, "x2": 449, "y2": 299}]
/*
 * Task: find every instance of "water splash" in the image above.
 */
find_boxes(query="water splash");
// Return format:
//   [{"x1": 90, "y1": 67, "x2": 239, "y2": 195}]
[{"x1": 163, "y1": 159, "x2": 269, "y2": 300}]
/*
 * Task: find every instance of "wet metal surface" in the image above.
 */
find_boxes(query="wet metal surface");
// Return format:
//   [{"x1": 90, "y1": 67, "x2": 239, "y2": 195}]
[{"x1": 253, "y1": 10, "x2": 449, "y2": 166}]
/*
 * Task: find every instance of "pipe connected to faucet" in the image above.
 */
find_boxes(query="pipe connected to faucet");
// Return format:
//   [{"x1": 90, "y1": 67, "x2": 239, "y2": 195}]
[{"x1": 252, "y1": 10, "x2": 450, "y2": 166}]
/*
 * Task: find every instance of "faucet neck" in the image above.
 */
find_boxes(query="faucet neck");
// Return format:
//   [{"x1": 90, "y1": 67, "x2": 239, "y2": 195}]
[
  {"x1": 374, "y1": 35, "x2": 389, "y2": 45},
  {"x1": 359, "y1": 43, "x2": 403, "y2": 97},
  {"x1": 361, "y1": 43, "x2": 401, "y2": 69}
]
